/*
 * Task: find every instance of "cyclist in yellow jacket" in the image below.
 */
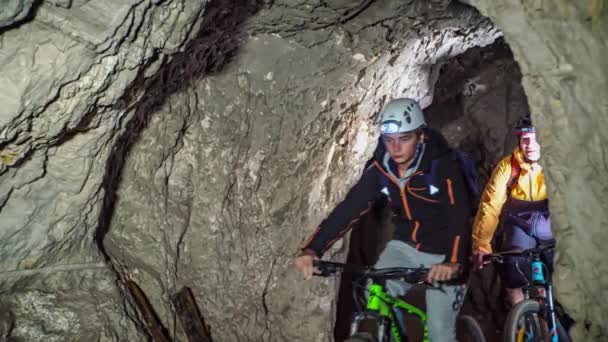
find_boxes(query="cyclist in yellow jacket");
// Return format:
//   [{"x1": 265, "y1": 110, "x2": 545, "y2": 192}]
[{"x1": 472, "y1": 114, "x2": 554, "y2": 305}]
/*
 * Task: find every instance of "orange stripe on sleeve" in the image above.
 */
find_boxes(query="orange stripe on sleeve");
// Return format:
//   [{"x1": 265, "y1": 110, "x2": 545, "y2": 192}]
[
  {"x1": 411, "y1": 221, "x2": 420, "y2": 242},
  {"x1": 450, "y1": 235, "x2": 461, "y2": 263},
  {"x1": 320, "y1": 202, "x2": 373, "y2": 254},
  {"x1": 446, "y1": 178, "x2": 455, "y2": 205},
  {"x1": 302, "y1": 226, "x2": 322, "y2": 249}
]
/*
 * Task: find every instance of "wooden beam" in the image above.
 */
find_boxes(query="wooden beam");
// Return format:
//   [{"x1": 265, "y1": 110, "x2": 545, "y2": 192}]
[
  {"x1": 126, "y1": 280, "x2": 171, "y2": 342},
  {"x1": 172, "y1": 286, "x2": 212, "y2": 342}
]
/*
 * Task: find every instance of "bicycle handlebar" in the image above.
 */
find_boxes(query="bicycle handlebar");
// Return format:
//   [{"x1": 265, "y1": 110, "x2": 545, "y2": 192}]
[
  {"x1": 482, "y1": 243, "x2": 555, "y2": 265},
  {"x1": 313, "y1": 260, "x2": 431, "y2": 284}
]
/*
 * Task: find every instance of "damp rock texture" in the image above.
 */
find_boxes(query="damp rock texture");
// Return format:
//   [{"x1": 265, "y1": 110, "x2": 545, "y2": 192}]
[
  {"x1": 0, "y1": 0, "x2": 209, "y2": 341},
  {"x1": 464, "y1": 1, "x2": 608, "y2": 340},
  {"x1": 104, "y1": 2, "x2": 500, "y2": 341},
  {"x1": 1, "y1": 0, "x2": 605, "y2": 341},
  {"x1": 0, "y1": 0, "x2": 35, "y2": 28}
]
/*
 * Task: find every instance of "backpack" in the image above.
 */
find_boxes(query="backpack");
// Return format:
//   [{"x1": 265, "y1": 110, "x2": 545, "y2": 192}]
[
  {"x1": 427, "y1": 151, "x2": 521, "y2": 217},
  {"x1": 506, "y1": 154, "x2": 521, "y2": 194},
  {"x1": 491, "y1": 154, "x2": 521, "y2": 250},
  {"x1": 424, "y1": 149, "x2": 480, "y2": 217}
]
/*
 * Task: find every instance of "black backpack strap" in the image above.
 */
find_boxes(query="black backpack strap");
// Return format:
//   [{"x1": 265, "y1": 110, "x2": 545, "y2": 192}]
[
  {"x1": 506, "y1": 154, "x2": 521, "y2": 195},
  {"x1": 452, "y1": 149, "x2": 480, "y2": 197},
  {"x1": 423, "y1": 158, "x2": 439, "y2": 189},
  {"x1": 493, "y1": 154, "x2": 521, "y2": 250}
]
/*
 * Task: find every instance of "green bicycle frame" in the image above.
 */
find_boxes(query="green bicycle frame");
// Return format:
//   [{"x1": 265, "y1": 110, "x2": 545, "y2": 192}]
[{"x1": 366, "y1": 283, "x2": 429, "y2": 342}]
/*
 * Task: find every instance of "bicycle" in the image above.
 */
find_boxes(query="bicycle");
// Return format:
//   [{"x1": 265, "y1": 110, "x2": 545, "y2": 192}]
[
  {"x1": 313, "y1": 260, "x2": 485, "y2": 342},
  {"x1": 482, "y1": 244, "x2": 571, "y2": 342}
]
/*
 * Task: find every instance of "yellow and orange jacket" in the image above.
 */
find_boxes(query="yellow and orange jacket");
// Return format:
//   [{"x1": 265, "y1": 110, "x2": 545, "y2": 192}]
[{"x1": 472, "y1": 147, "x2": 548, "y2": 253}]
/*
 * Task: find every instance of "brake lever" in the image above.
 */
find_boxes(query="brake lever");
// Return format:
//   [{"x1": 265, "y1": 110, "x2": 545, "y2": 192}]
[
  {"x1": 313, "y1": 268, "x2": 330, "y2": 277},
  {"x1": 313, "y1": 265, "x2": 337, "y2": 277},
  {"x1": 482, "y1": 255, "x2": 504, "y2": 265},
  {"x1": 425, "y1": 280, "x2": 447, "y2": 293}
]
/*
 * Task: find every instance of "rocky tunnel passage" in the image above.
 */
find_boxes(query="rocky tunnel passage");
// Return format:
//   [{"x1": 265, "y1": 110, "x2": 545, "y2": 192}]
[
  {"x1": 0, "y1": 1, "x2": 606, "y2": 341},
  {"x1": 335, "y1": 38, "x2": 531, "y2": 341}
]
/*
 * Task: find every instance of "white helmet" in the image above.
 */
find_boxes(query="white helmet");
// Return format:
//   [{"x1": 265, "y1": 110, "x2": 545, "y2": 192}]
[{"x1": 379, "y1": 98, "x2": 426, "y2": 134}]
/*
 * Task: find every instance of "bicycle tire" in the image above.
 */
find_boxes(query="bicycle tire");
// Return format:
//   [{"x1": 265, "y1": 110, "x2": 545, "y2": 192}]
[
  {"x1": 344, "y1": 333, "x2": 375, "y2": 342},
  {"x1": 458, "y1": 315, "x2": 486, "y2": 342},
  {"x1": 348, "y1": 316, "x2": 390, "y2": 342},
  {"x1": 503, "y1": 299, "x2": 571, "y2": 342}
]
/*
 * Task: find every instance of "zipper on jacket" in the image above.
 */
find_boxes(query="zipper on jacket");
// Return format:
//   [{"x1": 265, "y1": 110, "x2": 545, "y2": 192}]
[{"x1": 528, "y1": 172, "x2": 534, "y2": 201}]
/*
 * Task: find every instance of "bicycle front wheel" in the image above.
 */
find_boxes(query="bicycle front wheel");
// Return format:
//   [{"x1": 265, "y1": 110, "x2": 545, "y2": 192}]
[
  {"x1": 503, "y1": 299, "x2": 571, "y2": 342},
  {"x1": 345, "y1": 333, "x2": 375, "y2": 342},
  {"x1": 457, "y1": 315, "x2": 486, "y2": 342},
  {"x1": 347, "y1": 314, "x2": 390, "y2": 342}
]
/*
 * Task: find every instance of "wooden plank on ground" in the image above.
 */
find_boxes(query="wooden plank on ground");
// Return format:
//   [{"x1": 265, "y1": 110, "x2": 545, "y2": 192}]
[
  {"x1": 126, "y1": 280, "x2": 171, "y2": 342},
  {"x1": 172, "y1": 286, "x2": 212, "y2": 342}
]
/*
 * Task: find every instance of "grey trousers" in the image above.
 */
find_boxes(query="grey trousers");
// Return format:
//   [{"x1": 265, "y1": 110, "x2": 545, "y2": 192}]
[{"x1": 374, "y1": 240, "x2": 467, "y2": 342}]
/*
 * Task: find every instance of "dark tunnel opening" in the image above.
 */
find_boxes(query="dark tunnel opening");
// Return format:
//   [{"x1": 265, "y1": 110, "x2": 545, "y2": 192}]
[{"x1": 334, "y1": 37, "x2": 530, "y2": 342}]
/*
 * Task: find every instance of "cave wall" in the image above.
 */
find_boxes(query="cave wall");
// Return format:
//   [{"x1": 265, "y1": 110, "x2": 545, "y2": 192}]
[
  {"x1": 0, "y1": 1, "x2": 502, "y2": 340},
  {"x1": 426, "y1": 39, "x2": 528, "y2": 177},
  {"x1": 1, "y1": 0, "x2": 605, "y2": 341},
  {"x1": 463, "y1": 1, "x2": 608, "y2": 340},
  {"x1": 105, "y1": 2, "x2": 500, "y2": 341},
  {"x1": 0, "y1": 1, "x2": 209, "y2": 340}
]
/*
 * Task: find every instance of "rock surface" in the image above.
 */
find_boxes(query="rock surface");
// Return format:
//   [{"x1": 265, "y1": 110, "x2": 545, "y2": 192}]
[
  {"x1": 104, "y1": 2, "x2": 499, "y2": 340},
  {"x1": 0, "y1": 1, "x2": 208, "y2": 340},
  {"x1": 463, "y1": 1, "x2": 608, "y2": 339},
  {"x1": 0, "y1": 0, "x2": 35, "y2": 28},
  {"x1": 0, "y1": 0, "x2": 605, "y2": 341}
]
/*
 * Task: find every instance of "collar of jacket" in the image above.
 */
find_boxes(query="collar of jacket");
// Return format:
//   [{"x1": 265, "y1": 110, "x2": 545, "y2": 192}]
[
  {"x1": 382, "y1": 143, "x2": 426, "y2": 181},
  {"x1": 377, "y1": 129, "x2": 451, "y2": 178}
]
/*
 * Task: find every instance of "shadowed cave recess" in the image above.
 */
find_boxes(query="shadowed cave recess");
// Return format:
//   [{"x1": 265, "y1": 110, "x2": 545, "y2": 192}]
[{"x1": 0, "y1": 0, "x2": 606, "y2": 341}]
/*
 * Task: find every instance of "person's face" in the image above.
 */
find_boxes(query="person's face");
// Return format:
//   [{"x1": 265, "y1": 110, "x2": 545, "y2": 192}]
[
  {"x1": 519, "y1": 132, "x2": 541, "y2": 162},
  {"x1": 383, "y1": 131, "x2": 424, "y2": 165}
]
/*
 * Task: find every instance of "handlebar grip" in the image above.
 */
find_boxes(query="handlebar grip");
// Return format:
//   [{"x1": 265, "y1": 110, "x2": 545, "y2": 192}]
[{"x1": 312, "y1": 260, "x2": 341, "y2": 277}]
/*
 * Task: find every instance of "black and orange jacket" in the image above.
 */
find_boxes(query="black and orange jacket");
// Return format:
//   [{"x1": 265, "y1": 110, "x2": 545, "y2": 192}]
[{"x1": 303, "y1": 132, "x2": 472, "y2": 264}]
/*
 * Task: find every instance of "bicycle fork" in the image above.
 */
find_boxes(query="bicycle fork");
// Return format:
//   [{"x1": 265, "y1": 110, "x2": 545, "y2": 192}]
[
  {"x1": 350, "y1": 311, "x2": 392, "y2": 341},
  {"x1": 545, "y1": 284, "x2": 558, "y2": 342},
  {"x1": 530, "y1": 259, "x2": 559, "y2": 342}
]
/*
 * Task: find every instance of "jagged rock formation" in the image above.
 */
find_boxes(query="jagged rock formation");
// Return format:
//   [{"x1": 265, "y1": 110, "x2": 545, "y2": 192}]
[
  {"x1": 0, "y1": 0, "x2": 35, "y2": 28},
  {"x1": 463, "y1": 1, "x2": 608, "y2": 340},
  {"x1": 0, "y1": 0, "x2": 606, "y2": 341},
  {"x1": 0, "y1": 1, "x2": 209, "y2": 340},
  {"x1": 103, "y1": 2, "x2": 498, "y2": 341}
]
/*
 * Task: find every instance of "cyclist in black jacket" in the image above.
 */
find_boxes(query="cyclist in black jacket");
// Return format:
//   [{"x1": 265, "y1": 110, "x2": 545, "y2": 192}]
[{"x1": 296, "y1": 98, "x2": 472, "y2": 342}]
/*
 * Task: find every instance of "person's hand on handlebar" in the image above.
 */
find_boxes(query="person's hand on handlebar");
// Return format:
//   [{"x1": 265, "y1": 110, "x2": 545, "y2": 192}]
[
  {"x1": 472, "y1": 250, "x2": 489, "y2": 270},
  {"x1": 426, "y1": 262, "x2": 460, "y2": 283},
  {"x1": 295, "y1": 249, "x2": 319, "y2": 280}
]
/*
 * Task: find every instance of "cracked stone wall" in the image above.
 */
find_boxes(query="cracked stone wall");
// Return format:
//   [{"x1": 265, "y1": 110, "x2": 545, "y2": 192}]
[
  {"x1": 1, "y1": 0, "x2": 605, "y2": 341},
  {"x1": 463, "y1": 1, "x2": 608, "y2": 340},
  {"x1": 104, "y1": 2, "x2": 500, "y2": 341},
  {"x1": 0, "y1": 1, "x2": 209, "y2": 341},
  {"x1": 1, "y1": 1, "x2": 502, "y2": 340},
  {"x1": 0, "y1": 0, "x2": 34, "y2": 28}
]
